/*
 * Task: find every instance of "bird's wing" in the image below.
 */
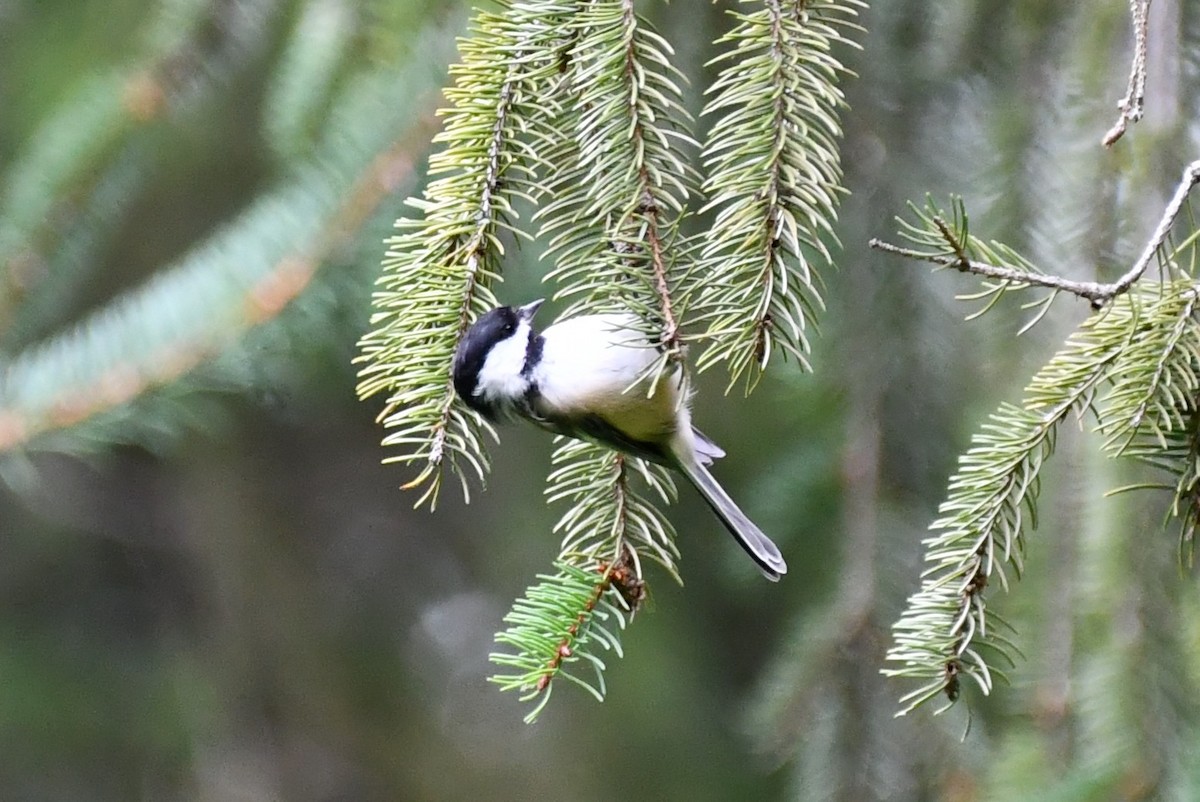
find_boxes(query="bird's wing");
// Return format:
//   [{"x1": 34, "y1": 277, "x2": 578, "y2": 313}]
[{"x1": 528, "y1": 410, "x2": 672, "y2": 465}]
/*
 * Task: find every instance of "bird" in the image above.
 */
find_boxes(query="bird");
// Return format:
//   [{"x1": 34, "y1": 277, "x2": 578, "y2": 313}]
[{"x1": 452, "y1": 298, "x2": 787, "y2": 580}]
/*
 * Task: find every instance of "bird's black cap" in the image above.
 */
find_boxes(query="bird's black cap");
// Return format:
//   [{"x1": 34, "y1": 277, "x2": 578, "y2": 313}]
[{"x1": 452, "y1": 300, "x2": 544, "y2": 419}]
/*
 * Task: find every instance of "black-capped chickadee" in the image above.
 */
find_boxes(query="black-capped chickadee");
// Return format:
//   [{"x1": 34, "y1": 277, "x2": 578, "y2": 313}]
[{"x1": 452, "y1": 299, "x2": 787, "y2": 581}]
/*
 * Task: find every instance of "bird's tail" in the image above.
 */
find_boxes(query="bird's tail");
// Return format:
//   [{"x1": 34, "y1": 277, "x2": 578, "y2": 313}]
[{"x1": 676, "y1": 456, "x2": 787, "y2": 581}]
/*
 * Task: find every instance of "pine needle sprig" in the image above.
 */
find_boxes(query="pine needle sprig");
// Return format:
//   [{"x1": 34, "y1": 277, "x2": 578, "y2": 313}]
[
  {"x1": 538, "y1": 0, "x2": 698, "y2": 571},
  {"x1": 1096, "y1": 284, "x2": 1200, "y2": 562},
  {"x1": 490, "y1": 553, "x2": 644, "y2": 723},
  {"x1": 1108, "y1": 393, "x2": 1200, "y2": 567},
  {"x1": 873, "y1": 196, "x2": 1064, "y2": 332},
  {"x1": 546, "y1": 439, "x2": 680, "y2": 580},
  {"x1": 1098, "y1": 287, "x2": 1200, "y2": 455},
  {"x1": 873, "y1": 174, "x2": 1200, "y2": 316},
  {"x1": 694, "y1": 0, "x2": 865, "y2": 391},
  {"x1": 884, "y1": 299, "x2": 1134, "y2": 714},
  {"x1": 355, "y1": 1, "x2": 575, "y2": 508},
  {"x1": 878, "y1": 183, "x2": 1200, "y2": 715}
]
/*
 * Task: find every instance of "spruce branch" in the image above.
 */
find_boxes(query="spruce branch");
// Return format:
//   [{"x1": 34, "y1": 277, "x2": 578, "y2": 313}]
[
  {"x1": 356, "y1": 1, "x2": 573, "y2": 507},
  {"x1": 695, "y1": 0, "x2": 865, "y2": 390},
  {"x1": 0, "y1": 81, "x2": 441, "y2": 456},
  {"x1": 567, "y1": 0, "x2": 692, "y2": 350},
  {"x1": 1102, "y1": 0, "x2": 1151, "y2": 148},
  {"x1": 547, "y1": 439, "x2": 680, "y2": 579},
  {"x1": 1, "y1": 145, "x2": 149, "y2": 351},
  {"x1": 884, "y1": 300, "x2": 1135, "y2": 714},
  {"x1": 1098, "y1": 288, "x2": 1200, "y2": 455},
  {"x1": 0, "y1": 0, "x2": 276, "y2": 336},
  {"x1": 0, "y1": 19, "x2": 452, "y2": 456},
  {"x1": 490, "y1": 0, "x2": 698, "y2": 716},
  {"x1": 872, "y1": 164, "x2": 1200, "y2": 311},
  {"x1": 357, "y1": 0, "x2": 852, "y2": 720},
  {"x1": 536, "y1": 0, "x2": 697, "y2": 582},
  {"x1": 883, "y1": 278, "x2": 1200, "y2": 714},
  {"x1": 1097, "y1": 285, "x2": 1200, "y2": 563},
  {"x1": 540, "y1": 0, "x2": 697, "y2": 362},
  {"x1": 490, "y1": 552, "x2": 644, "y2": 723},
  {"x1": 876, "y1": 161, "x2": 1200, "y2": 719}
]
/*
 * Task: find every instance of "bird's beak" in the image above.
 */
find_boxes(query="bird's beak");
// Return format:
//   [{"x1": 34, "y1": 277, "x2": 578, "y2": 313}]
[{"x1": 517, "y1": 298, "x2": 544, "y2": 321}]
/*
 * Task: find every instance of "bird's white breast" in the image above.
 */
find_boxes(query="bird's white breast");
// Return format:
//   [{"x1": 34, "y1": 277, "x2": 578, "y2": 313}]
[{"x1": 530, "y1": 314, "x2": 682, "y2": 442}]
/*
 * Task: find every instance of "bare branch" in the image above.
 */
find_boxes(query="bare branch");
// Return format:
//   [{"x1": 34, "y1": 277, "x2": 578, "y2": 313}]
[
  {"x1": 868, "y1": 237, "x2": 1110, "y2": 303},
  {"x1": 871, "y1": 159, "x2": 1200, "y2": 309},
  {"x1": 1109, "y1": 159, "x2": 1200, "y2": 294},
  {"x1": 1103, "y1": 0, "x2": 1151, "y2": 147}
]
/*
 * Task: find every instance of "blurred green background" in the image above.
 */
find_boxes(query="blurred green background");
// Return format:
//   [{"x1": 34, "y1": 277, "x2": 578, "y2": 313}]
[{"x1": 3, "y1": 0, "x2": 1200, "y2": 800}]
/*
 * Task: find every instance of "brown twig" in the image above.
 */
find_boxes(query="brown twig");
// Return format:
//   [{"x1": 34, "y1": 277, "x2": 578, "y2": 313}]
[
  {"x1": 620, "y1": 0, "x2": 680, "y2": 354},
  {"x1": 869, "y1": 237, "x2": 1115, "y2": 306},
  {"x1": 1103, "y1": 0, "x2": 1151, "y2": 147},
  {"x1": 534, "y1": 546, "x2": 644, "y2": 694},
  {"x1": 871, "y1": 159, "x2": 1200, "y2": 310}
]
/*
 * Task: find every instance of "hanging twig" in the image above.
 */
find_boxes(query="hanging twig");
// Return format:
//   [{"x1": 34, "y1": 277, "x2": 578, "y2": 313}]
[
  {"x1": 1102, "y1": 0, "x2": 1151, "y2": 147},
  {"x1": 870, "y1": 159, "x2": 1200, "y2": 309}
]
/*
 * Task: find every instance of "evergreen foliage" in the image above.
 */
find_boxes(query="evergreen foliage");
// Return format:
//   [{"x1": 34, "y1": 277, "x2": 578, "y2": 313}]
[
  {"x1": 491, "y1": 554, "x2": 644, "y2": 723},
  {"x1": 16, "y1": 1, "x2": 1200, "y2": 797},
  {"x1": 0, "y1": 12, "x2": 456, "y2": 460},
  {"x1": 880, "y1": 195, "x2": 1200, "y2": 716},
  {"x1": 356, "y1": 0, "x2": 576, "y2": 507},
  {"x1": 547, "y1": 440, "x2": 680, "y2": 579},
  {"x1": 697, "y1": 0, "x2": 865, "y2": 389},
  {"x1": 355, "y1": 0, "x2": 863, "y2": 719}
]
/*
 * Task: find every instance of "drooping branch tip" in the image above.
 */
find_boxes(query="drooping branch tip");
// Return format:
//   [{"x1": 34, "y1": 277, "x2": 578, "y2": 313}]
[{"x1": 1103, "y1": 0, "x2": 1150, "y2": 148}]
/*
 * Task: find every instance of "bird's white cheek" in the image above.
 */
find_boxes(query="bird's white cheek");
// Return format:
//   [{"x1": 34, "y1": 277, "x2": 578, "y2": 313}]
[{"x1": 474, "y1": 326, "x2": 531, "y2": 402}]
